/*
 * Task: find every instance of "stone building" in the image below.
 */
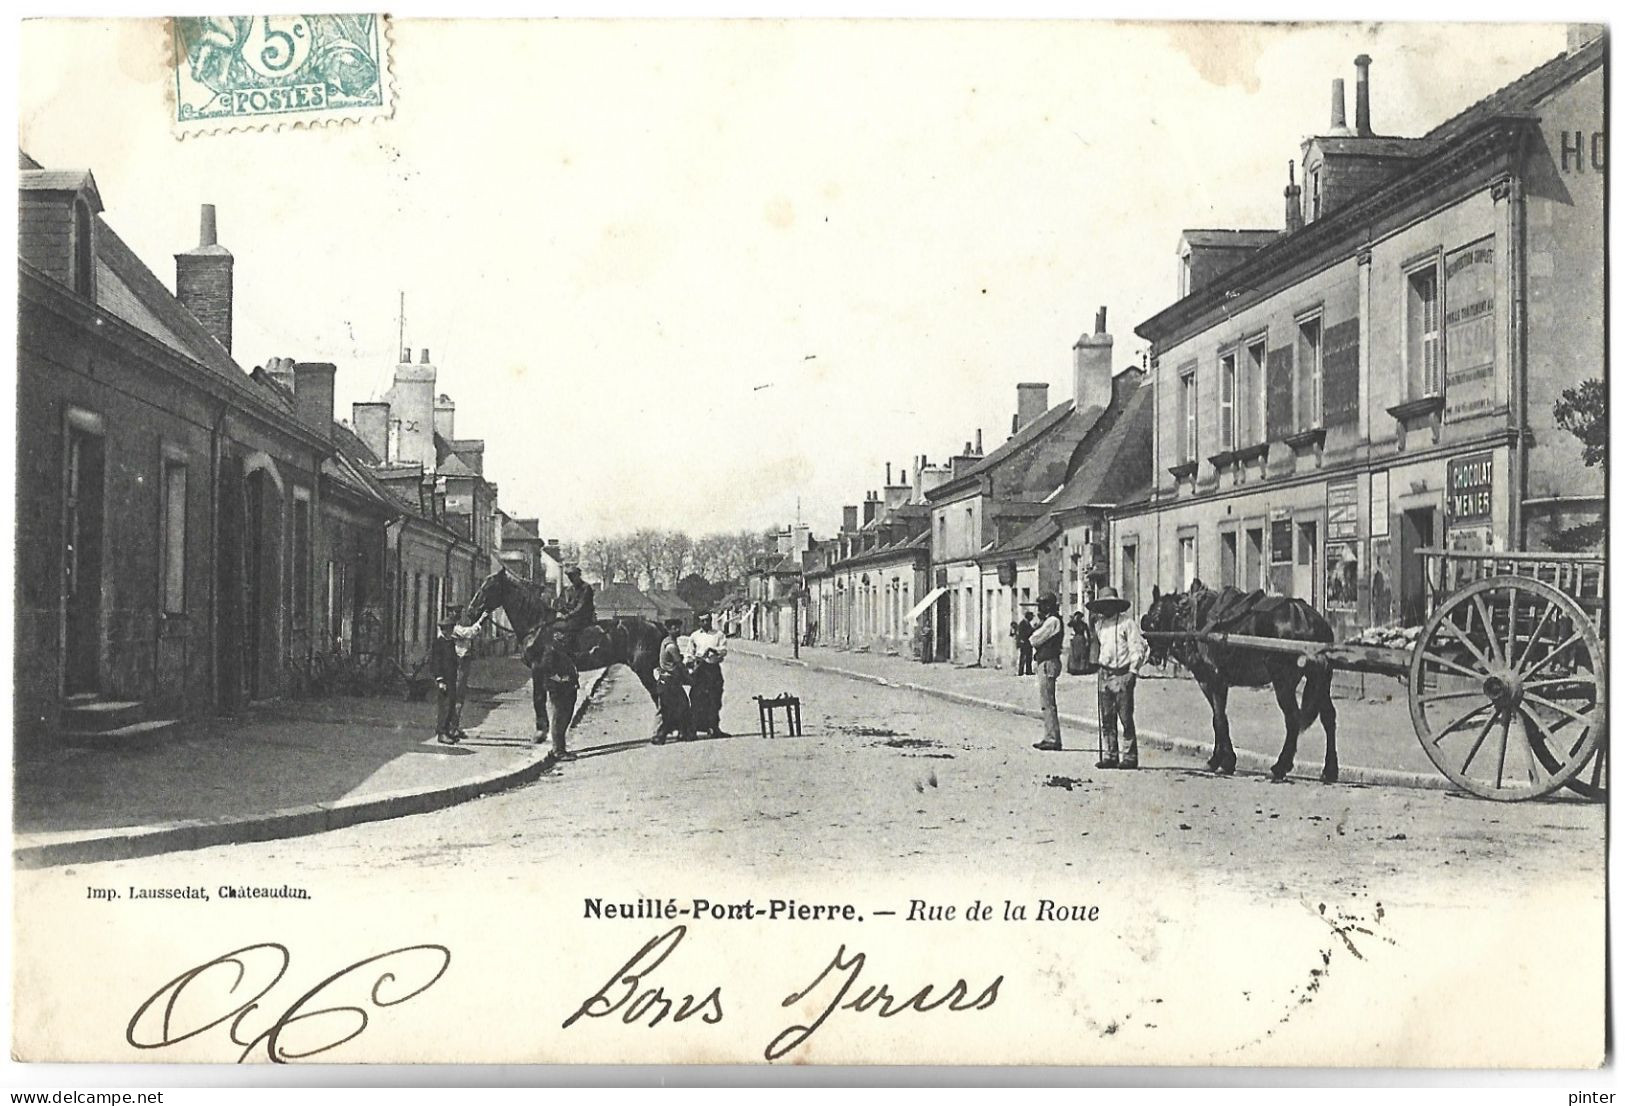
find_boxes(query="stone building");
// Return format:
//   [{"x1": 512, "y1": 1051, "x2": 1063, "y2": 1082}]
[
  {"x1": 923, "y1": 306, "x2": 1122, "y2": 665},
  {"x1": 16, "y1": 157, "x2": 335, "y2": 742},
  {"x1": 1117, "y1": 35, "x2": 1606, "y2": 640}
]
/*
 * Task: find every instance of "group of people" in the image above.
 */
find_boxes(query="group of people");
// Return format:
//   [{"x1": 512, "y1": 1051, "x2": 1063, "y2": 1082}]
[
  {"x1": 1020, "y1": 586, "x2": 1150, "y2": 771},
  {"x1": 652, "y1": 612, "x2": 730, "y2": 744}
]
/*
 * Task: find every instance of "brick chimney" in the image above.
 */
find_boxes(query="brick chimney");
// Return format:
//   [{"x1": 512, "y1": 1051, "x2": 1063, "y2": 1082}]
[
  {"x1": 175, "y1": 204, "x2": 233, "y2": 353},
  {"x1": 388, "y1": 347, "x2": 437, "y2": 471},
  {"x1": 434, "y1": 393, "x2": 456, "y2": 440},
  {"x1": 1354, "y1": 55, "x2": 1373, "y2": 137},
  {"x1": 1073, "y1": 306, "x2": 1113, "y2": 412},
  {"x1": 862, "y1": 491, "x2": 881, "y2": 525},
  {"x1": 842, "y1": 504, "x2": 859, "y2": 532},
  {"x1": 1015, "y1": 382, "x2": 1049, "y2": 433},
  {"x1": 1284, "y1": 161, "x2": 1304, "y2": 233},
  {"x1": 1328, "y1": 78, "x2": 1352, "y2": 137},
  {"x1": 292, "y1": 362, "x2": 336, "y2": 438}
]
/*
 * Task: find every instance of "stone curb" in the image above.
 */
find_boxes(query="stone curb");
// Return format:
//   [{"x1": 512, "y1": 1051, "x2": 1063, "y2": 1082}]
[
  {"x1": 13, "y1": 668, "x2": 612, "y2": 870},
  {"x1": 738, "y1": 645, "x2": 1450, "y2": 793}
]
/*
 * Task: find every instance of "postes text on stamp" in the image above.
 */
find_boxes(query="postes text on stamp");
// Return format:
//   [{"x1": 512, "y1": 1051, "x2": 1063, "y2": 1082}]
[{"x1": 170, "y1": 15, "x2": 392, "y2": 136}]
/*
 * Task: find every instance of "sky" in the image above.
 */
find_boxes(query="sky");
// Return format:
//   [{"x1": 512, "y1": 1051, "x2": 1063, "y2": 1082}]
[{"x1": 18, "y1": 18, "x2": 1574, "y2": 541}]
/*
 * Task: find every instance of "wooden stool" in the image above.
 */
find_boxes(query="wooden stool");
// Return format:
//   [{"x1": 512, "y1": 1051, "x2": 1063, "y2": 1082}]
[{"x1": 754, "y1": 693, "x2": 802, "y2": 738}]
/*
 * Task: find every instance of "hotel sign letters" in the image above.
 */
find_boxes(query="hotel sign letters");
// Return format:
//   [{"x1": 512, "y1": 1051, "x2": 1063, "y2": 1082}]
[{"x1": 1446, "y1": 452, "x2": 1494, "y2": 524}]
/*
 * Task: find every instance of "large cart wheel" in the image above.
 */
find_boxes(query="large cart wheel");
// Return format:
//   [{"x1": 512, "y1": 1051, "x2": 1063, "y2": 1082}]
[{"x1": 1409, "y1": 576, "x2": 1605, "y2": 802}]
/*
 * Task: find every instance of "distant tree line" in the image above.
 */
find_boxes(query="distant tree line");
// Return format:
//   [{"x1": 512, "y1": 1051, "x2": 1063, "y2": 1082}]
[{"x1": 554, "y1": 528, "x2": 780, "y2": 613}]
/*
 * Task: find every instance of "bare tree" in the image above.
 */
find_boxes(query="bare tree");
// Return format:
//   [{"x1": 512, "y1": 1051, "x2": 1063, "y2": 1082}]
[
  {"x1": 581, "y1": 535, "x2": 627, "y2": 587},
  {"x1": 693, "y1": 533, "x2": 729, "y2": 580},
  {"x1": 657, "y1": 530, "x2": 694, "y2": 588},
  {"x1": 625, "y1": 528, "x2": 665, "y2": 590}
]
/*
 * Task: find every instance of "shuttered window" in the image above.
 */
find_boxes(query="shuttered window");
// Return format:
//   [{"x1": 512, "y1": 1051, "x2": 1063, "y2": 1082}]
[{"x1": 1409, "y1": 265, "x2": 1442, "y2": 396}]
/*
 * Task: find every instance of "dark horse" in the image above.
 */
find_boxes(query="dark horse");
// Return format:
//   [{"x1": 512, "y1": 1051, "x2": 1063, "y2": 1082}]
[
  {"x1": 1141, "y1": 581, "x2": 1340, "y2": 782},
  {"x1": 461, "y1": 567, "x2": 665, "y2": 731}
]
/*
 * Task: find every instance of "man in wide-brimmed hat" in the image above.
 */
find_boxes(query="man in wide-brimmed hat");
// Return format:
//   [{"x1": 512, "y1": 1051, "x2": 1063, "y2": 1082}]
[
  {"x1": 1088, "y1": 586, "x2": 1149, "y2": 770},
  {"x1": 1029, "y1": 593, "x2": 1066, "y2": 751}
]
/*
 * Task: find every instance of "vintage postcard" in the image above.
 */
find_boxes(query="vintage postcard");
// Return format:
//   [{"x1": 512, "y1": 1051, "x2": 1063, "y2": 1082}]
[{"x1": 11, "y1": 17, "x2": 1608, "y2": 1069}]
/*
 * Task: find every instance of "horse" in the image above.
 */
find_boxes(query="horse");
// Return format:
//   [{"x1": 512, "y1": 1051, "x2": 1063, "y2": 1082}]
[
  {"x1": 461, "y1": 567, "x2": 665, "y2": 732},
  {"x1": 1140, "y1": 580, "x2": 1340, "y2": 782}
]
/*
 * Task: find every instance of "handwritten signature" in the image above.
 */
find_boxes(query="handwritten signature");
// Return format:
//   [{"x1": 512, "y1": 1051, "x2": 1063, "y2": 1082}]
[
  {"x1": 563, "y1": 924, "x2": 1002, "y2": 1060},
  {"x1": 125, "y1": 942, "x2": 450, "y2": 1062}
]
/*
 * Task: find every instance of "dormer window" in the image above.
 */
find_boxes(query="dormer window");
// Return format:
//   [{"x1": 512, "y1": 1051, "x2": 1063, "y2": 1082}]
[
  {"x1": 1179, "y1": 251, "x2": 1193, "y2": 297},
  {"x1": 1308, "y1": 167, "x2": 1323, "y2": 222},
  {"x1": 72, "y1": 198, "x2": 94, "y2": 299}
]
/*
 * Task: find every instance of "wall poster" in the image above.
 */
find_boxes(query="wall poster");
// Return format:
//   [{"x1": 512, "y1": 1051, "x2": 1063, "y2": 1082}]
[
  {"x1": 1444, "y1": 238, "x2": 1497, "y2": 422},
  {"x1": 1325, "y1": 540, "x2": 1360, "y2": 610}
]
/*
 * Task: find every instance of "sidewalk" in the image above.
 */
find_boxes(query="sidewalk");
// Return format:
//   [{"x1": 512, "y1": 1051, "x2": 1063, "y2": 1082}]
[
  {"x1": 13, "y1": 654, "x2": 582, "y2": 868},
  {"x1": 733, "y1": 639, "x2": 1450, "y2": 787}
]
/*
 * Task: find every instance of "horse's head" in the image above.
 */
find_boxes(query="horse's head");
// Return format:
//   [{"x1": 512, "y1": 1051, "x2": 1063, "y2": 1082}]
[
  {"x1": 464, "y1": 566, "x2": 511, "y2": 623},
  {"x1": 1141, "y1": 583, "x2": 1193, "y2": 667}
]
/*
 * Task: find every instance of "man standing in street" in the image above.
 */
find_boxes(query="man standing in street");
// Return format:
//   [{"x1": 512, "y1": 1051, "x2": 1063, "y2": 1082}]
[
  {"x1": 431, "y1": 614, "x2": 464, "y2": 745},
  {"x1": 685, "y1": 612, "x2": 729, "y2": 738},
  {"x1": 1015, "y1": 610, "x2": 1035, "y2": 676},
  {"x1": 1030, "y1": 594, "x2": 1065, "y2": 751},
  {"x1": 652, "y1": 617, "x2": 695, "y2": 745},
  {"x1": 534, "y1": 626, "x2": 580, "y2": 762},
  {"x1": 1089, "y1": 586, "x2": 1149, "y2": 770},
  {"x1": 447, "y1": 609, "x2": 487, "y2": 741}
]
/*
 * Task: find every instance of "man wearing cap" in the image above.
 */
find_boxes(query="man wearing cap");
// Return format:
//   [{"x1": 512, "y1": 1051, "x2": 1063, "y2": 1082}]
[
  {"x1": 1089, "y1": 586, "x2": 1149, "y2": 770},
  {"x1": 653, "y1": 617, "x2": 696, "y2": 745},
  {"x1": 1029, "y1": 594, "x2": 1066, "y2": 751},
  {"x1": 556, "y1": 565, "x2": 596, "y2": 643},
  {"x1": 430, "y1": 614, "x2": 466, "y2": 744},
  {"x1": 685, "y1": 612, "x2": 729, "y2": 738}
]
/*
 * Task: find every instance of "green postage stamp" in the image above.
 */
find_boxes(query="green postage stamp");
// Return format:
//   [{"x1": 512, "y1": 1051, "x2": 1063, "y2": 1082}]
[{"x1": 170, "y1": 15, "x2": 392, "y2": 136}]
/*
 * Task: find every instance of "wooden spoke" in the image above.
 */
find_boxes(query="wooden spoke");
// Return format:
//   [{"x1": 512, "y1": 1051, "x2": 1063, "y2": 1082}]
[
  {"x1": 1494, "y1": 711, "x2": 1512, "y2": 790},
  {"x1": 1472, "y1": 593, "x2": 1506, "y2": 667},
  {"x1": 1523, "y1": 692, "x2": 1594, "y2": 728},
  {"x1": 1514, "y1": 598, "x2": 1557, "y2": 671},
  {"x1": 1418, "y1": 651, "x2": 1485, "y2": 682},
  {"x1": 1503, "y1": 585, "x2": 1519, "y2": 669},
  {"x1": 1459, "y1": 711, "x2": 1500, "y2": 775},
  {"x1": 1521, "y1": 704, "x2": 1587, "y2": 762},
  {"x1": 1522, "y1": 631, "x2": 1585, "y2": 681},
  {"x1": 1430, "y1": 701, "x2": 1494, "y2": 744},
  {"x1": 1419, "y1": 688, "x2": 1488, "y2": 705},
  {"x1": 1432, "y1": 618, "x2": 1495, "y2": 675}
]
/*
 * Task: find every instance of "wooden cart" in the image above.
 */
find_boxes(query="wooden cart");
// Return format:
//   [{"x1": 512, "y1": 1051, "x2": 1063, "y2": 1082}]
[{"x1": 1145, "y1": 548, "x2": 1606, "y2": 802}]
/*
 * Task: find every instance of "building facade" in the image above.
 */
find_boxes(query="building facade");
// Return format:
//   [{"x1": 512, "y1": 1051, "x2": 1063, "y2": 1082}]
[{"x1": 1115, "y1": 39, "x2": 1606, "y2": 641}]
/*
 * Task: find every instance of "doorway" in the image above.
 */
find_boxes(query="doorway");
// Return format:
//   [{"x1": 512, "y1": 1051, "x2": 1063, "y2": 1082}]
[
  {"x1": 1399, "y1": 507, "x2": 1437, "y2": 627},
  {"x1": 63, "y1": 426, "x2": 105, "y2": 696},
  {"x1": 1294, "y1": 520, "x2": 1319, "y2": 605},
  {"x1": 1245, "y1": 528, "x2": 1265, "y2": 592}
]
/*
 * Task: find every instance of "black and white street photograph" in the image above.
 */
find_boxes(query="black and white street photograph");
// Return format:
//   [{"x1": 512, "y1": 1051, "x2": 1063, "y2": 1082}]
[{"x1": 7, "y1": 13, "x2": 1611, "y2": 1080}]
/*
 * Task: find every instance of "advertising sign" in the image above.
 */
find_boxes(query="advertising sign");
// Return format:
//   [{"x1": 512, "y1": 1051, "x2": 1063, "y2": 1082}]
[
  {"x1": 1446, "y1": 452, "x2": 1494, "y2": 524},
  {"x1": 1444, "y1": 239, "x2": 1496, "y2": 422},
  {"x1": 1327, "y1": 477, "x2": 1359, "y2": 541}
]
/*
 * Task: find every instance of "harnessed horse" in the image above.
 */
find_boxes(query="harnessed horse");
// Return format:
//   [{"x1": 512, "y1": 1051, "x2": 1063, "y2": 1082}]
[
  {"x1": 1141, "y1": 581, "x2": 1341, "y2": 782},
  {"x1": 462, "y1": 568, "x2": 665, "y2": 730}
]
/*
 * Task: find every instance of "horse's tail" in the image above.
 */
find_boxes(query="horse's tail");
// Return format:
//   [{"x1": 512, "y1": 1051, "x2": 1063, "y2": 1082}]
[{"x1": 1297, "y1": 660, "x2": 1334, "y2": 731}]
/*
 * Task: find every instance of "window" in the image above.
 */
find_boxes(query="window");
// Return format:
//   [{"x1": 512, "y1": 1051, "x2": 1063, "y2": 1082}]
[
  {"x1": 72, "y1": 199, "x2": 94, "y2": 299},
  {"x1": 1179, "y1": 252, "x2": 1192, "y2": 297},
  {"x1": 1297, "y1": 315, "x2": 1323, "y2": 429},
  {"x1": 1179, "y1": 536, "x2": 1198, "y2": 589},
  {"x1": 291, "y1": 495, "x2": 310, "y2": 626},
  {"x1": 1309, "y1": 167, "x2": 1322, "y2": 222},
  {"x1": 1408, "y1": 264, "x2": 1442, "y2": 396},
  {"x1": 1246, "y1": 339, "x2": 1267, "y2": 443},
  {"x1": 160, "y1": 459, "x2": 186, "y2": 613},
  {"x1": 1219, "y1": 351, "x2": 1237, "y2": 450},
  {"x1": 325, "y1": 561, "x2": 341, "y2": 644},
  {"x1": 938, "y1": 516, "x2": 947, "y2": 552},
  {"x1": 1179, "y1": 368, "x2": 1198, "y2": 463}
]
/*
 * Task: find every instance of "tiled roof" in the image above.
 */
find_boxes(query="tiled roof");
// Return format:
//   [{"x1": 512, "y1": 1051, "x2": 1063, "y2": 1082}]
[
  {"x1": 925, "y1": 398, "x2": 1082, "y2": 499},
  {"x1": 1049, "y1": 378, "x2": 1156, "y2": 511},
  {"x1": 1180, "y1": 229, "x2": 1280, "y2": 248},
  {"x1": 1311, "y1": 136, "x2": 1433, "y2": 158},
  {"x1": 596, "y1": 582, "x2": 658, "y2": 610}
]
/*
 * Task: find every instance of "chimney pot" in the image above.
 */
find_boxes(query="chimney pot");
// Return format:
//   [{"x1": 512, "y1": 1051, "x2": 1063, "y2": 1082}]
[
  {"x1": 886, "y1": 462, "x2": 892, "y2": 485},
  {"x1": 199, "y1": 204, "x2": 217, "y2": 247},
  {"x1": 1354, "y1": 54, "x2": 1372, "y2": 137},
  {"x1": 1329, "y1": 78, "x2": 1348, "y2": 133},
  {"x1": 1094, "y1": 306, "x2": 1107, "y2": 334},
  {"x1": 975, "y1": 428, "x2": 983, "y2": 453},
  {"x1": 420, "y1": 348, "x2": 431, "y2": 364}
]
